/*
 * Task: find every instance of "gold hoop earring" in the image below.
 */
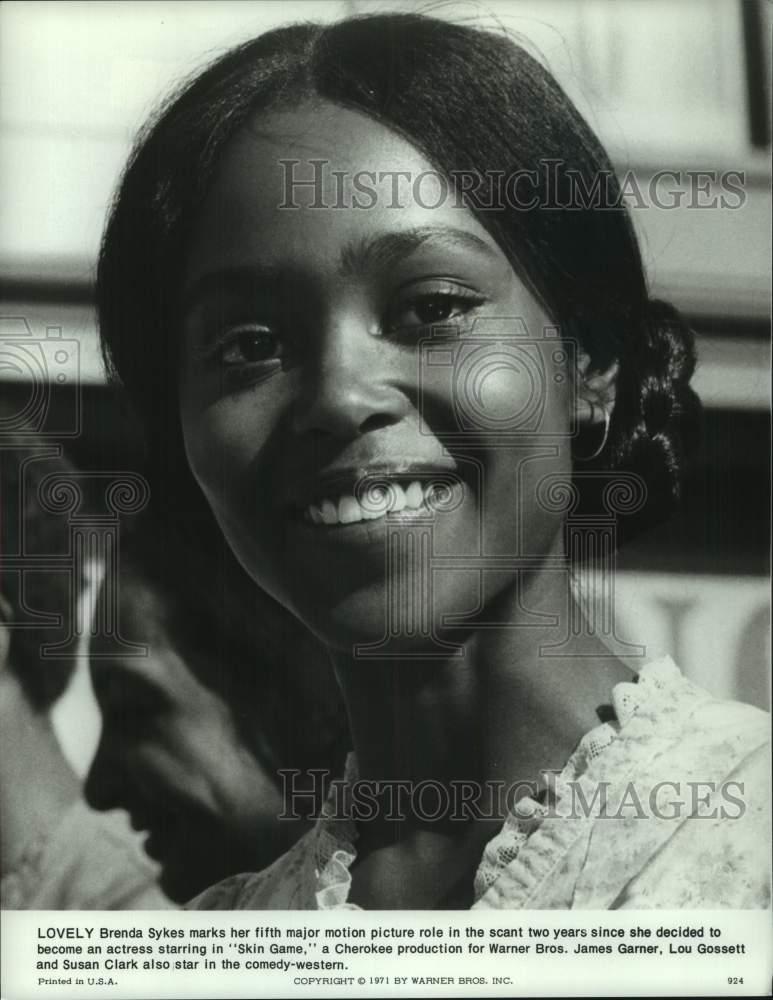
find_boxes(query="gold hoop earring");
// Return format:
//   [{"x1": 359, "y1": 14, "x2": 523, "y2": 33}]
[{"x1": 576, "y1": 405, "x2": 610, "y2": 462}]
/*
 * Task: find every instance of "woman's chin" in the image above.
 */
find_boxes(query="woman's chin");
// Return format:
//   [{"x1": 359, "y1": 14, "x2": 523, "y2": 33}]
[
  {"x1": 294, "y1": 593, "x2": 463, "y2": 661},
  {"x1": 295, "y1": 594, "x2": 391, "y2": 655}
]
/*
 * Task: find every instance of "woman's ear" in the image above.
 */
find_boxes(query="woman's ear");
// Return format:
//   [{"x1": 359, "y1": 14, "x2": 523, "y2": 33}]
[{"x1": 575, "y1": 353, "x2": 618, "y2": 427}]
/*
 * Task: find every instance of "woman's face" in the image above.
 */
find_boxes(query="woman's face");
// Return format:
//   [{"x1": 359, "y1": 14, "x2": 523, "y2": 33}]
[{"x1": 178, "y1": 100, "x2": 574, "y2": 652}]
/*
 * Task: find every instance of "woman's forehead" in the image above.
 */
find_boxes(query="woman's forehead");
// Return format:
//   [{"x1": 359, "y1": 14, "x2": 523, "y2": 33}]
[
  {"x1": 216, "y1": 99, "x2": 436, "y2": 191},
  {"x1": 182, "y1": 99, "x2": 503, "y2": 288}
]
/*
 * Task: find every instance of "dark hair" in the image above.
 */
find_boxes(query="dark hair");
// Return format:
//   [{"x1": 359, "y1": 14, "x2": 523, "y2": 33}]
[
  {"x1": 97, "y1": 12, "x2": 700, "y2": 539},
  {"x1": 115, "y1": 515, "x2": 348, "y2": 776},
  {"x1": 0, "y1": 433, "x2": 84, "y2": 709}
]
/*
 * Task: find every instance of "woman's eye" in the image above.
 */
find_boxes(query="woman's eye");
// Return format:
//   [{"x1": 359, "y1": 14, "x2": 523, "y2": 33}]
[
  {"x1": 387, "y1": 290, "x2": 484, "y2": 333},
  {"x1": 217, "y1": 326, "x2": 282, "y2": 366}
]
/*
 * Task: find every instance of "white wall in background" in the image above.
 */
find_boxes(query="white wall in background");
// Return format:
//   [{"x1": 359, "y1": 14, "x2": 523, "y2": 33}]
[
  {"x1": 0, "y1": 1, "x2": 351, "y2": 278},
  {"x1": 600, "y1": 572, "x2": 770, "y2": 711}
]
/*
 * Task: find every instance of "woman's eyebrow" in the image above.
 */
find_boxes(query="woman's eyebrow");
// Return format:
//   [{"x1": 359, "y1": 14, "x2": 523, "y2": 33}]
[
  {"x1": 180, "y1": 226, "x2": 497, "y2": 316},
  {"x1": 338, "y1": 226, "x2": 498, "y2": 276},
  {"x1": 181, "y1": 265, "x2": 285, "y2": 319}
]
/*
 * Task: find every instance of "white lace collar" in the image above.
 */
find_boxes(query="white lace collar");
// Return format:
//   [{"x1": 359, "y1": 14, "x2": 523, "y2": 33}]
[{"x1": 308, "y1": 656, "x2": 689, "y2": 909}]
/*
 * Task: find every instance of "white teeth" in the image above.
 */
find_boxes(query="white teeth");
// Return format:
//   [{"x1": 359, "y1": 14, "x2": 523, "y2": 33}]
[
  {"x1": 337, "y1": 495, "x2": 360, "y2": 524},
  {"x1": 361, "y1": 490, "x2": 388, "y2": 519},
  {"x1": 405, "y1": 481, "x2": 424, "y2": 509},
  {"x1": 320, "y1": 499, "x2": 338, "y2": 525},
  {"x1": 304, "y1": 478, "x2": 452, "y2": 526},
  {"x1": 388, "y1": 483, "x2": 407, "y2": 512}
]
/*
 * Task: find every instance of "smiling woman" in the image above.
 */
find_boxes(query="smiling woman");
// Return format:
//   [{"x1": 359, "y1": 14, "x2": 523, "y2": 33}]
[
  {"x1": 175, "y1": 100, "x2": 572, "y2": 651},
  {"x1": 97, "y1": 13, "x2": 769, "y2": 910}
]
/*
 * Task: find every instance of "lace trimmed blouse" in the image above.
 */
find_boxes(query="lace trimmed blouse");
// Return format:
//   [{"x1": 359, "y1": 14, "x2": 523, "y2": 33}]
[{"x1": 189, "y1": 658, "x2": 771, "y2": 910}]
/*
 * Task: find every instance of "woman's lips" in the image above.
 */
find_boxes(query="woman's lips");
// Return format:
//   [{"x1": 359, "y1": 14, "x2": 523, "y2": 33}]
[
  {"x1": 290, "y1": 475, "x2": 466, "y2": 546},
  {"x1": 286, "y1": 462, "x2": 458, "y2": 507},
  {"x1": 304, "y1": 477, "x2": 455, "y2": 526}
]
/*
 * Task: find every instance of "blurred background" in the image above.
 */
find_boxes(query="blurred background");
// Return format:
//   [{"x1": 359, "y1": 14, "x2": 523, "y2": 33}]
[{"x1": 1, "y1": 0, "x2": 770, "y2": 773}]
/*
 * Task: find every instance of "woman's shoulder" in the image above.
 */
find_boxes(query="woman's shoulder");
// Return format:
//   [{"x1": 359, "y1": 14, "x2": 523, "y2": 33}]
[
  {"x1": 613, "y1": 656, "x2": 769, "y2": 774},
  {"x1": 613, "y1": 738, "x2": 771, "y2": 909},
  {"x1": 543, "y1": 659, "x2": 771, "y2": 909}
]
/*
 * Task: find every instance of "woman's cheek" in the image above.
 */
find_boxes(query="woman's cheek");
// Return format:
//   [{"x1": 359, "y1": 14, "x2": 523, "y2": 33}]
[{"x1": 179, "y1": 397, "x2": 253, "y2": 510}]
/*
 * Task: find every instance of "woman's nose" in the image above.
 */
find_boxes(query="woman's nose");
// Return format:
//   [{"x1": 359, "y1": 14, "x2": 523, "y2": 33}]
[{"x1": 291, "y1": 315, "x2": 410, "y2": 440}]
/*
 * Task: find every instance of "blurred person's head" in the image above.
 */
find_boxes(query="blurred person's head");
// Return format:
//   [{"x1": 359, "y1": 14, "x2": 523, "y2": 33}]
[
  {"x1": 86, "y1": 519, "x2": 347, "y2": 901},
  {"x1": 0, "y1": 430, "x2": 85, "y2": 873},
  {"x1": 0, "y1": 432, "x2": 82, "y2": 709}
]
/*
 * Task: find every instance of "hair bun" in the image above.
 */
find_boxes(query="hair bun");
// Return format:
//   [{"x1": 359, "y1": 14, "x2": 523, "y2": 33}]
[{"x1": 606, "y1": 298, "x2": 702, "y2": 541}]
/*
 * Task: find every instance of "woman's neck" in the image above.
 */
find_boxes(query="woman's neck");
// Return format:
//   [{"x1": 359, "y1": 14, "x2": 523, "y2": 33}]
[{"x1": 331, "y1": 565, "x2": 633, "y2": 843}]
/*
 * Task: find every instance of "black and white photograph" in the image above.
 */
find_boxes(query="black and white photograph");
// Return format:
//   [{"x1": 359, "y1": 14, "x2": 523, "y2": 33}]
[{"x1": 0, "y1": 1, "x2": 771, "y2": 997}]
